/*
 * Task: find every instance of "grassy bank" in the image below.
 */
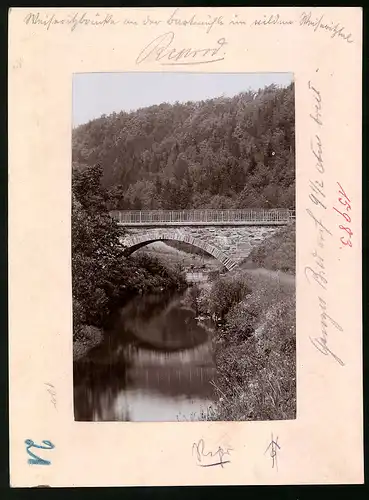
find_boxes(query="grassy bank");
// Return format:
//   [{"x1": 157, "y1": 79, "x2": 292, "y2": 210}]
[
  {"x1": 195, "y1": 270, "x2": 295, "y2": 421},
  {"x1": 241, "y1": 222, "x2": 295, "y2": 274}
]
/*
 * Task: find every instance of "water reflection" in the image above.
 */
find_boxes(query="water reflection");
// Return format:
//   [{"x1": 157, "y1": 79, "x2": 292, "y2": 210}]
[{"x1": 74, "y1": 289, "x2": 216, "y2": 421}]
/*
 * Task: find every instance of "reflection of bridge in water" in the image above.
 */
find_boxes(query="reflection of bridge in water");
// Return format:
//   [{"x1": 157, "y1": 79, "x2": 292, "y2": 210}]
[
  {"x1": 74, "y1": 288, "x2": 218, "y2": 421},
  {"x1": 127, "y1": 365, "x2": 216, "y2": 399},
  {"x1": 112, "y1": 209, "x2": 295, "y2": 270},
  {"x1": 124, "y1": 341, "x2": 214, "y2": 367},
  {"x1": 124, "y1": 340, "x2": 216, "y2": 399}
]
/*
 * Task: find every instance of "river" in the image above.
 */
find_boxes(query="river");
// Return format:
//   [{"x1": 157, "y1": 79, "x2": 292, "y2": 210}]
[{"x1": 73, "y1": 288, "x2": 216, "y2": 422}]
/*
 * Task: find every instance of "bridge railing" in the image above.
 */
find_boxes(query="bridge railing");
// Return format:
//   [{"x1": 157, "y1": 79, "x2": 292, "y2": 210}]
[{"x1": 110, "y1": 209, "x2": 295, "y2": 224}]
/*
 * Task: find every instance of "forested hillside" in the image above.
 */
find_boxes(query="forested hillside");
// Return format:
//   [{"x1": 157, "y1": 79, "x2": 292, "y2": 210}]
[{"x1": 72, "y1": 83, "x2": 295, "y2": 210}]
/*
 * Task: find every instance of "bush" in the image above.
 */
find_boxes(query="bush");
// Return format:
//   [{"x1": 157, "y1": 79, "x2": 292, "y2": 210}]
[
  {"x1": 244, "y1": 223, "x2": 296, "y2": 274},
  {"x1": 73, "y1": 325, "x2": 104, "y2": 360},
  {"x1": 208, "y1": 270, "x2": 221, "y2": 281},
  {"x1": 208, "y1": 275, "x2": 251, "y2": 321},
  {"x1": 187, "y1": 284, "x2": 201, "y2": 314}
]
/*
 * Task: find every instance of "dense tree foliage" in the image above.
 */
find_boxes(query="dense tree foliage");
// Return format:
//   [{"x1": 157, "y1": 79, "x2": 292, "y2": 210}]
[
  {"x1": 72, "y1": 163, "x2": 186, "y2": 346},
  {"x1": 72, "y1": 83, "x2": 295, "y2": 210}
]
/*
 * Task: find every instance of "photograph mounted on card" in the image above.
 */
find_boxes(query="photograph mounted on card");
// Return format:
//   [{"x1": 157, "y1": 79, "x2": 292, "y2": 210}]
[
  {"x1": 72, "y1": 71, "x2": 296, "y2": 424},
  {"x1": 8, "y1": 6, "x2": 362, "y2": 487}
]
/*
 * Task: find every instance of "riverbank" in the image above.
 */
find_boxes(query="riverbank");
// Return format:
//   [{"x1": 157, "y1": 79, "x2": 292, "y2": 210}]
[
  {"x1": 73, "y1": 325, "x2": 104, "y2": 361},
  {"x1": 73, "y1": 265, "x2": 187, "y2": 362},
  {"x1": 72, "y1": 250, "x2": 188, "y2": 362},
  {"x1": 190, "y1": 223, "x2": 296, "y2": 421},
  {"x1": 72, "y1": 164, "x2": 189, "y2": 362},
  {"x1": 194, "y1": 267, "x2": 296, "y2": 421}
]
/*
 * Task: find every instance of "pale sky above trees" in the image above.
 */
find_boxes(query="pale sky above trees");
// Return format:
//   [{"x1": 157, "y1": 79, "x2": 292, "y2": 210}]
[{"x1": 72, "y1": 72, "x2": 293, "y2": 127}]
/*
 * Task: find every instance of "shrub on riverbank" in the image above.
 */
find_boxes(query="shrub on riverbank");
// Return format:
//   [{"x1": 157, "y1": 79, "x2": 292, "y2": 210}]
[
  {"x1": 199, "y1": 275, "x2": 251, "y2": 322},
  {"x1": 197, "y1": 272, "x2": 296, "y2": 421},
  {"x1": 132, "y1": 253, "x2": 186, "y2": 292},
  {"x1": 73, "y1": 325, "x2": 103, "y2": 361}
]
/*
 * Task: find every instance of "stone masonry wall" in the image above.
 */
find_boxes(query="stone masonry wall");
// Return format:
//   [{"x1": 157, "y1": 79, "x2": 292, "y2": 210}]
[{"x1": 121, "y1": 225, "x2": 282, "y2": 270}]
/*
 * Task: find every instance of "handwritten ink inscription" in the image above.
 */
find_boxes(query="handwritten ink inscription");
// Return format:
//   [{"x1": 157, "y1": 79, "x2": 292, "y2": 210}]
[
  {"x1": 192, "y1": 439, "x2": 232, "y2": 468},
  {"x1": 251, "y1": 14, "x2": 294, "y2": 26},
  {"x1": 136, "y1": 31, "x2": 227, "y2": 66},
  {"x1": 166, "y1": 8, "x2": 224, "y2": 34},
  {"x1": 21, "y1": 7, "x2": 356, "y2": 45},
  {"x1": 24, "y1": 11, "x2": 119, "y2": 31},
  {"x1": 264, "y1": 434, "x2": 280, "y2": 470},
  {"x1": 309, "y1": 297, "x2": 345, "y2": 366},
  {"x1": 333, "y1": 182, "x2": 353, "y2": 248},
  {"x1": 25, "y1": 439, "x2": 55, "y2": 466},
  {"x1": 305, "y1": 79, "x2": 345, "y2": 367},
  {"x1": 299, "y1": 12, "x2": 354, "y2": 44}
]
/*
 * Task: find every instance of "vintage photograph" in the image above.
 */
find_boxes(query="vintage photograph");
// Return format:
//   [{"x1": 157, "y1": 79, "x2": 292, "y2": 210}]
[{"x1": 72, "y1": 72, "x2": 296, "y2": 422}]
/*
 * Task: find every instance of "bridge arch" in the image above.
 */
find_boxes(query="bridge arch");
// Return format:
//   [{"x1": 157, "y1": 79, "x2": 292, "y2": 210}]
[{"x1": 121, "y1": 231, "x2": 238, "y2": 271}]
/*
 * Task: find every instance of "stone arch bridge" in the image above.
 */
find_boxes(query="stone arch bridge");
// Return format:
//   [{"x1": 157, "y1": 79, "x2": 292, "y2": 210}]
[{"x1": 110, "y1": 209, "x2": 295, "y2": 271}]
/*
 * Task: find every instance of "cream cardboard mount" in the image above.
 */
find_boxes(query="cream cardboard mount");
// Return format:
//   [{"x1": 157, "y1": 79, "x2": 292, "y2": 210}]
[{"x1": 8, "y1": 7, "x2": 363, "y2": 487}]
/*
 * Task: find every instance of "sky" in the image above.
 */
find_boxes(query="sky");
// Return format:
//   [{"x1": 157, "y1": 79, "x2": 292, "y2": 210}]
[{"x1": 72, "y1": 72, "x2": 293, "y2": 127}]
